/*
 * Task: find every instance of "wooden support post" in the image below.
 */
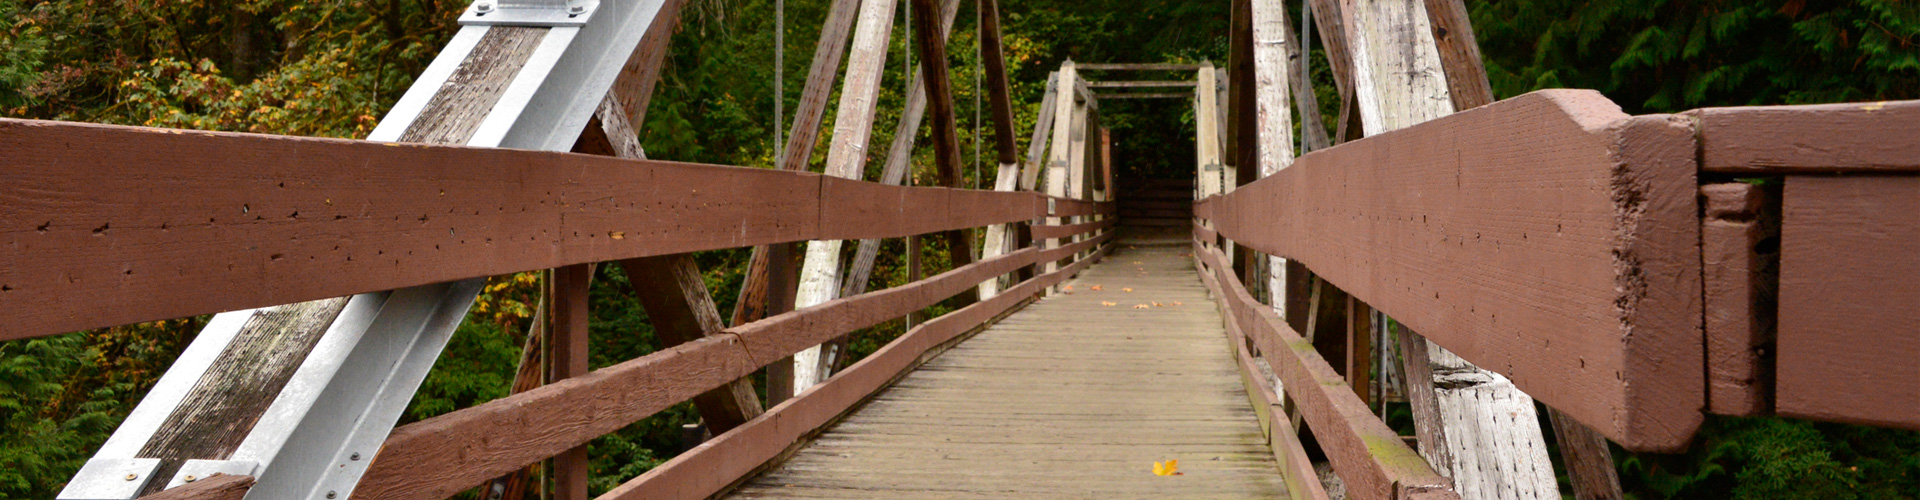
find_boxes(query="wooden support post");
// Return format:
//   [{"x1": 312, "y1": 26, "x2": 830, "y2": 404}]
[
  {"x1": 729, "y1": 0, "x2": 861, "y2": 340},
  {"x1": 910, "y1": 0, "x2": 976, "y2": 293},
  {"x1": 976, "y1": 0, "x2": 1022, "y2": 299},
  {"x1": 790, "y1": 0, "x2": 900, "y2": 393},
  {"x1": 1345, "y1": 0, "x2": 1559, "y2": 496},
  {"x1": 1346, "y1": 296, "x2": 1372, "y2": 404},
  {"x1": 617, "y1": 256, "x2": 765, "y2": 432},
  {"x1": 1249, "y1": 0, "x2": 1299, "y2": 319},
  {"x1": 1419, "y1": 0, "x2": 1623, "y2": 496},
  {"x1": 820, "y1": 0, "x2": 962, "y2": 379},
  {"x1": 548, "y1": 263, "x2": 592, "y2": 500},
  {"x1": 1042, "y1": 61, "x2": 1077, "y2": 288}
]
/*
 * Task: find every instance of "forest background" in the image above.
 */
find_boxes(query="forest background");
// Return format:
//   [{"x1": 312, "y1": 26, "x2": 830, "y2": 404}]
[{"x1": 1, "y1": 0, "x2": 1916, "y2": 498}]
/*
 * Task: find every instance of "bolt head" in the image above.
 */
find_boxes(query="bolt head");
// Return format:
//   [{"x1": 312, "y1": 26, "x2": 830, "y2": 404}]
[
  {"x1": 124, "y1": 473, "x2": 137, "y2": 481},
  {"x1": 350, "y1": 452, "x2": 362, "y2": 461},
  {"x1": 475, "y1": 1, "x2": 494, "y2": 12},
  {"x1": 183, "y1": 475, "x2": 197, "y2": 483},
  {"x1": 328, "y1": 491, "x2": 339, "y2": 499},
  {"x1": 568, "y1": 4, "x2": 586, "y2": 13}
]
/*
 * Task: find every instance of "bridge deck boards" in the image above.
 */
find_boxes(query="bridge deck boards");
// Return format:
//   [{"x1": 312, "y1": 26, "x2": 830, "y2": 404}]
[{"x1": 727, "y1": 244, "x2": 1287, "y2": 499}]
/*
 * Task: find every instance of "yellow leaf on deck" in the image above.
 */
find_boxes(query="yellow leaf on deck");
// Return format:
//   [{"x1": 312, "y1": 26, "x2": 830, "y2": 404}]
[
  {"x1": 1134, "y1": 304, "x2": 1151, "y2": 309},
  {"x1": 1153, "y1": 459, "x2": 1181, "y2": 476},
  {"x1": 1122, "y1": 288, "x2": 1134, "y2": 292},
  {"x1": 1101, "y1": 301, "x2": 1117, "y2": 306},
  {"x1": 1090, "y1": 285, "x2": 1103, "y2": 291}
]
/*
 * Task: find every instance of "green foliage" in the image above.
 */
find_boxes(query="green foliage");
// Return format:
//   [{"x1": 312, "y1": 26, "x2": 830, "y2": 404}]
[
  {"x1": 1612, "y1": 417, "x2": 1920, "y2": 499},
  {"x1": 1471, "y1": 0, "x2": 1919, "y2": 112}
]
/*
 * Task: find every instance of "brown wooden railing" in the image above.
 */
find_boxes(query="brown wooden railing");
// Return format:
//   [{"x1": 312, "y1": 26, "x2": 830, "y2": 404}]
[
  {"x1": 1193, "y1": 89, "x2": 1920, "y2": 500},
  {"x1": 2, "y1": 118, "x2": 1116, "y2": 500}
]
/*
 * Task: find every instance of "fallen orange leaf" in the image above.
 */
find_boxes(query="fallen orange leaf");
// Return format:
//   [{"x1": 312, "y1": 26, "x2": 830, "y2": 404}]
[
  {"x1": 1122, "y1": 288, "x2": 1134, "y2": 292},
  {"x1": 1134, "y1": 304, "x2": 1151, "y2": 309},
  {"x1": 1101, "y1": 301, "x2": 1118, "y2": 306},
  {"x1": 1152, "y1": 459, "x2": 1182, "y2": 476}
]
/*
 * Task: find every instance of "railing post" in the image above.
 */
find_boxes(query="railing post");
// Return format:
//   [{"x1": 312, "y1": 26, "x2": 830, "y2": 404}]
[{"x1": 548, "y1": 264, "x2": 592, "y2": 500}]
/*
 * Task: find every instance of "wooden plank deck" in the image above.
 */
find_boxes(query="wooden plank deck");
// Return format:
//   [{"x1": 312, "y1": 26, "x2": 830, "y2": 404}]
[{"x1": 727, "y1": 243, "x2": 1287, "y2": 499}]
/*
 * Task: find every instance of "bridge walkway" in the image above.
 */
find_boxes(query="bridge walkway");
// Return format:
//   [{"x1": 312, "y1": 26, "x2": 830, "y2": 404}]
[{"x1": 725, "y1": 241, "x2": 1288, "y2": 499}]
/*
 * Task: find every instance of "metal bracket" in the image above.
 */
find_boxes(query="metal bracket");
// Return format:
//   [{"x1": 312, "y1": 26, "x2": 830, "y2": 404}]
[
  {"x1": 460, "y1": 0, "x2": 599, "y2": 27},
  {"x1": 166, "y1": 460, "x2": 258, "y2": 489},
  {"x1": 57, "y1": 458, "x2": 161, "y2": 500}
]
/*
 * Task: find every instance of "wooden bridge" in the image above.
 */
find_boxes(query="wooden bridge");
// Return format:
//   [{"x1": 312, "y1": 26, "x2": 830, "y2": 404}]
[{"x1": 7, "y1": 0, "x2": 1917, "y2": 499}]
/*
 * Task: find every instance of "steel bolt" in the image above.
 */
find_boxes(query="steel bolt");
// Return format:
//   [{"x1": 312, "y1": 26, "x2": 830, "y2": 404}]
[
  {"x1": 475, "y1": 1, "x2": 494, "y2": 13},
  {"x1": 328, "y1": 491, "x2": 339, "y2": 499},
  {"x1": 350, "y1": 452, "x2": 362, "y2": 461},
  {"x1": 124, "y1": 473, "x2": 137, "y2": 481},
  {"x1": 568, "y1": 4, "x2": 586, "y2": 13},
  {"x1": 183, "y1": 475, "x2": 197, "y2": 483}
]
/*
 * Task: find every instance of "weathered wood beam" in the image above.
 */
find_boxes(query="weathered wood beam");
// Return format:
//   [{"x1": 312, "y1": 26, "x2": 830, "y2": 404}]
[
  {"x1": 1092, "y1": 92, "x2": 1191, "y2": 99},
  {"x1": 576, "y1": 76, "x2": 766, "y2": 436},
  {"x1": 1075, "y1": 63, "x2": 1204, "y2": 71},
  {"x1": 1041, "y1": 61, "x2": 1078, "y2": 285},
  {"x1": 134, "y1": 474, "x2": 253, "y2": 500},
  {"x1": 1198, "y1": 89, "x2": 1703, "y2": 451},
  {"x1": 0, "y1": 117, "x2": 1099, "y2": 341},
  {"x1": 909, "y1": 0, "x2": 976, "y2": 282},
  {"x1": 1276, "y1": 0, "x2": 1331, "y2": 152},
  {"x1": 1689, "y1": 100, "x2": 1920, "y2": 174},
  {"x1": 789, "y1": 0, "x2": 901, "y2": 394},
  {"x1": 617, "y1": 256, "x2": 766, "y2": 432},
  {"x1": 728, "y1": 0, "x2": 860, "y2": 367},
  {"x1": 1699, "y1": 182, "x2": 1777, "y2": 417},
  {"x1": 350, "y1": 233, "x2": 1109, "y2": 500},
  {"x1": 1194, "y1": 245, "x2": 1454, "y2": 500},
  {"x1": 975, "y1": 0, "x2": 1025, "y2": 300},
  {"x1": 601, "y1": 236, "x2": 1114, "y2": 500},
  {"x1": 548, "y1": 264, "x2": 592, "y2": 500},
  {"x1": 1419, "y1": 1, "x2": 1624, "y2": 496},
  {"x1": 1086, "y1": 80, "x2": 1198, "y2": 88},
  {"x1": 1343, "y1": 1, "x2": 1559, "y2": 493},
  {"x1": 835, "y1": 0, "x2": 961, "y2": 319}
]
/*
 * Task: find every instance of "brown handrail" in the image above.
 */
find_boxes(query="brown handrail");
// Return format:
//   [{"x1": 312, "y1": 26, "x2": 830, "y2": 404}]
[{"x1": 0, "y1": 118, "x2": 1107, "y2": 342}]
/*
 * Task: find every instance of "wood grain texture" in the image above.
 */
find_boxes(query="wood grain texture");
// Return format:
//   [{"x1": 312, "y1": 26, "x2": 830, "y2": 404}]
[
  {"x1": 841, "y1": 0, "x2": 962, "y2": 300},
  {"x1": 1030, "y1": 219, "x2": 1113, "y2": 241},
  {"x1": 1420, "y1": 0, "x2": 1495, "y2": 111},
  {"x1": 1250, "y1": 0, "x2": 1298, "y2": 177},
  {"x1": 1548, "y1": 406, "x2": 1625, "y2": 500},
  {"x1": 550, "y1": 263, "x2": 592, "y2": 500},
  {"x1": 1196, "y1": 245, "x2": 1455, "y2": 500},
  {"x1": 612, "y1": 243, "x2": 1113, "y2": 500},
  {"x1": 1211, "y1": 259, "x2": 1335, "y2": 500},
  {"x1": 1776, "y1": 175, "x2": 1920, "y2": 430},
  {"x1": 713, "y1": 244, "x2": 1289, "y2": 500},
  {"x1": 907, "y1": 0, "x2": 974, "y2": 282},
  {"x1": 136, "y1": 474, "x2": 253, "y2": 500},
  {"x1": 618, "y1": 255, "x2": 765, "y2": 433},
  {"x1": 775, "y1": 0, "x2": 862, "y2": 173},
  {"x1": 1200, "y1": 90, "x2": 1703, "y2": 451},
  {"x1": 1701, "y1": 182, "x2": 1778, "y2": 416},
  {"x1": 1690, "y1": 100, "x2": 1920, "y2": 173},
  {"x1": 399, "y1": 27, "x2": 547, "y2": 145},
  {"x1": 0, "y1": 118, "x2": 1086, "y2": 340},
  {"x1": 354, "y1": 233, "x2": 1112, "y2": 500}
]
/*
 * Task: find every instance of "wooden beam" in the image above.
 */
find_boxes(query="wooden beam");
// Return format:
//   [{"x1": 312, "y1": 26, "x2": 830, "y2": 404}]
[
  {"x1": 0, "y1": 117, "x2": 1093, "y2": 341},
  {"x1": 838, "y1": 0, "x2": 961, "y2": 300},
  {"x1": 1343, "y1": 0, "x2": 1558, "y2": 494},
  {"x1": 1041, "y1": 62, "x2": 1078, "y2": 283},
  {"x1": 1421, "y1": 0, "x2": 1496, "y2": 111},
  {"x1": 1689, "y1": 100, "x2": 1920, "y2": 174},
  {"x1": 1086, "y1": 80, "x2": 1198, "y2": 88},
  {"x1": 1777, "y1": 175, "x2": 1920, "y2": 430},
  {"x1": 610, "y1": 0, "x2": 695, "y2": 131},
  {"x1": 135, "y1": 474, "x2": 253, "y2": 500},
  {"x1": 1092, "y1": 92, "x2": 1191, "y2": 99},
  {"x1": 974, "y1": 0, "x2": 1025, "y2": 300},
  {"x1": 1700, "y1": 182, "x2": 1777, "y2": 417},
  {"x1": 727, "y1": 0, "x2": 860, "y2": 369},
  {"x1": 1345, "y1": 296, "x2": 1372, "y2": 404},
  {"x1": 1200, "y1": 89, "x2": 1703, "y2": 451},
  {"x1": 1276, "y1": 0, "x2": 1331, "y2": 152},
  {"x1": 351, "y1": 235, "x2": 1107, "y2": 500},
  {"x1": 599, "y1": 238, "x2": 1114, "y2": 500},
  {"x1": 1075, "y1": 63, "x2": 1204, "y2": 71},
  {"x1": 789, "y1": 0, "x2": 901, "y2": 393},
  {"x1": 548, "y1": 263, "x2": 592, "y2": 500},
  {"x1": 575, "y1": 80, "x2": 766, "y2": 435},
  {"x1": 910, "y1": 0, "x2": 976, "y2": 285},
  {"x1": 1194, "y1": 246, "x2": 1454, "y2": 500},
  {"x1": 777, "y1": 0, "x2": 864, "y2": 173},
  {"x1": 1418, "y1": 1, "x2": 1624, "y2": 496}
]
